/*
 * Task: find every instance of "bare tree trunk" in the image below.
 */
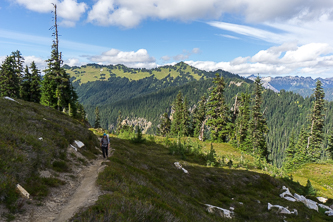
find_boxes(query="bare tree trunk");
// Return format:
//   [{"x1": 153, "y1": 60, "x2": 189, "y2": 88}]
[{"x1": 199, "y1": 119, "x2": 207, "y2": 141}]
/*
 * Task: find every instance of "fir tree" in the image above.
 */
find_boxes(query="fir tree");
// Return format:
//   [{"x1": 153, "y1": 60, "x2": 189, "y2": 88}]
[
  {"x1": 170, "y1": 91, "x2": 185, "y2": 136},
  {"x1": 305, "y1": 179, "x2": 316, "y2": 196},
  {"x1": 21, "y1": 62, "x2": 41, "y2": 103},
  {"x1": 193, "y1": 95, "x2": 207, "y2": 139},
  {"x1": 326, "y1": 132, "x2": 333, "y2": 160},
  {"x1": 11, "y1": 50, "x2": 24, "y2": 98},
  {"x1": 206, "y1": 73, "x2": 229, "y2": 142},
  {"x1": 0, "y1": 56, "x2": 20, "y2": 98},
  {"x1": 182, "y1": 96, "x2": 191, "y2": 136},
  {"x1": 306, "y1": 80, "x2": 325, "y2": 161},
  {"x1": 159, "y1": 113, "x2": 171, "y2": 136},
  {"x1": 234, "y1": 92, "x2": 251, "y2": 150},
  {"x1": 116, "y1": 111, "x2": 123, "y2": 134},
  {"x1": 250, "y1": 76, "x2": 269, "y2": 161},
  {"x1": 94, "y1": 107, "x2": 101, "y2": 128}
]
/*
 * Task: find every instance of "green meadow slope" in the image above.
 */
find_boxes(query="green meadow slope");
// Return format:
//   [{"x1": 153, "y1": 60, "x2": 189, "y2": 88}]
[
  {"x1": 71, "y1": 135, "x2": 333, "y2": 221},
  {"x1": 0, "y1": 97, "x2": 99, "y2": 215}
]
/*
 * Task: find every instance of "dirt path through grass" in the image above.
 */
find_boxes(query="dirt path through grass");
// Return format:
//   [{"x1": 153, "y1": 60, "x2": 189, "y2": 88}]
[{"x1": 52, "y1": 158, "x2": 107, "y2": 222}]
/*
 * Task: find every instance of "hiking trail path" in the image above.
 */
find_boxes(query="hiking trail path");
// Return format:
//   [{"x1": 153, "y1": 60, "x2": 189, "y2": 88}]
[{"x1": 9, "y1": 148, "x2": 112, "y2": 222}]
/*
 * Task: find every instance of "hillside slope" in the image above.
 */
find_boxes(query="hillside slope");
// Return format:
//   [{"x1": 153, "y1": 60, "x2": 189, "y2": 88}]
[
  {"x1": 0, "y1": 97, "x2": 100, "y2": 219},
  {"x1": 71, "y1": 136, "x2": 333, "y2": 221}
]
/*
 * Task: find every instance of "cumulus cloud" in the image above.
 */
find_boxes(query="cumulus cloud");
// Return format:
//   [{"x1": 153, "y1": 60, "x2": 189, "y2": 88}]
[
  {"x1": 185, "y1": 42, "x2": 333, "y2": 78},
  {"x1": 86, "y1": 48, "x2": 157, "y2": 68},
  {"x1": 162, "y1": 48, "x2": 200, "y2": 62},
  {"x1": 13, "y1": 0, "x2": 87, "y2": 26},
  {"x1": 86, "y1": 0, "x2": 333, "y2": 28}
]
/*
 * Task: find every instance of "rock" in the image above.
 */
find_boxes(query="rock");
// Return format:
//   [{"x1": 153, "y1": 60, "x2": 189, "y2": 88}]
[
  {"x1": 70, "y1": 144, "x2": 77, "y2": 151},
  {"x1": 330, "y1": 204, "x2": 333, "y2": 210},
  {"x1": 38, "y1": 137, "x2": 43, "y2": 141},
  {"x1": 294, "y1": 193, "x2": 318, "y2": 211},
  {"x1": 205, "y1": 204, "x2": 234, "y2": 219},
  {"x1": 174, "y1": 162, "x2": 188, "y2": 174},
  {"x1": 16, "y1": 184, "x2": 30, "y2": 199},
  {"x1": 317, "y1": 197, "x2": 328, "y2": 203},
  {"x1": 280, "y1": 186, "x2": 296, "y2": 202},
  {"x1": 268, "y1": 203, "x2": 297, "y2": 215},
  {"x1": 229, "y1": 207, "x2": 234, "y2": 211},
  {"x1": 4, "y1": 96, "x2": 19, "y2": 104},
  {"x1": 239, "y1": 202, "x2": 243, "y2": 205},
  {"x1": 40, "y1": 170, "x2": 51, "y2": 178},
  {"x1": 74, "y1": 140, "x2": 85, "y2": 148}
]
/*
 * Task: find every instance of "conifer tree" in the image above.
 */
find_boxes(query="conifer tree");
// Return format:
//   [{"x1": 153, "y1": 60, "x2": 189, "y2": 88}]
[
  {"x1": 116, "y1": 111, "x2": 123, "y2": 133},
  {"x1": 206, "y1": 73, "x2": 229, "y2": 142},
  {"x1": 193, "y1": 95, "x2": 207, "y2": 138},
  {"x1": 327, "y1": 132, "x2": 333, "y2": 160},
  {"x1": 21, "y1": 62, "x2": 41, "y2": 103},
  {"x1": 159, "y1": 113, "x2": 171, "y2": 136},
  {"x1": 182, "y1": 96, "x2": 191, "y2": 136},
  {"x1": 40, "y1": 4, "x2": 77, "y2": 111},
  {"x1": 234, "y1": 92, "x2": 251, "y2": 150},
  {"x1": 170, "y1": 91, "x2": 185, "y2": 136},
  {"x1": 306, "y1": 80, "x2": 325, "y2": 161},
  {"x1": 94, "y1": 107, "x2": 101, "y2": 128},
  {"x1": 11, "y1": 50, "x2": 24, "y2": 98},
  {"x1": 0, "y1": 56, "x2": 20, "y2": 98},
  {"x1": 250, "y1": 76, "x2": 269, "y2": 161}
]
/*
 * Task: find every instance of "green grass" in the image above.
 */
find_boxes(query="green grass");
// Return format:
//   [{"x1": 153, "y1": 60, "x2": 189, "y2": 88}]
[
  {"x1": 67, "y1": 63, "x2": 205, "y2": 85},
  {"x1": 0, "y1": 97, "x2": 99, "y2": 212},
  {"x1": 71, "y1": 136, "x2": 333, "y2": 221}
]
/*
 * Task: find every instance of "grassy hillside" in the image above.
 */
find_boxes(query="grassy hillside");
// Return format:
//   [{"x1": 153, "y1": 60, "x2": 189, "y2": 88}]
[
  {"x1": 71, "y1": 136, "x2": 333, "y2": 221},
  {"x1": 0, "y1": 97, "x2": 99, "y2": 215},
  {"x1": 65, "y1": 62, "x2": 210, "y2": 85}
]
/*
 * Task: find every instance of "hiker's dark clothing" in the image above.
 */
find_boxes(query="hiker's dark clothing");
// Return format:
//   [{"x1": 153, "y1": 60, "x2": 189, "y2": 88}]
[
  {"x1": 102, "y1": 146, "x2": 108, "y2": 158},
  {"x1": 101, "y1": 137, "x2": 109, "y2": 158}
]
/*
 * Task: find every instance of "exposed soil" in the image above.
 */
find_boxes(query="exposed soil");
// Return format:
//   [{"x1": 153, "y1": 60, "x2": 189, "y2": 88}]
[{"x1": 4, "y1": 147, "x2": 113, "y2": 222}]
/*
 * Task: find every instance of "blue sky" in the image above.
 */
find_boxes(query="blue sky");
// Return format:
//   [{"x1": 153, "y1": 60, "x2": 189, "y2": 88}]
[{"x1": 1, "y1": 0, "x2": 333, "y2": 78}]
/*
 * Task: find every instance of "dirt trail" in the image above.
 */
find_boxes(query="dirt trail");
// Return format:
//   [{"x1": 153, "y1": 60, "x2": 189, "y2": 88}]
[
  {"x1": 9, "y1": 148, "x2": 112, "y2": 222},
  {"x1": 53, "y1": 159, "x2": 107, "y2": 222}
]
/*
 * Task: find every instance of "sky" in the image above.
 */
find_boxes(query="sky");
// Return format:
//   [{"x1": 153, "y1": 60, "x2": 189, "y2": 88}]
[{"x1": 1, "y1": 0, "x2": 333, "y2": 78}]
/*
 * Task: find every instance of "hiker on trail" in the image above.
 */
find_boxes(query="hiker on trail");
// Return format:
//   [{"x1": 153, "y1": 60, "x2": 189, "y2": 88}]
[{"x1": 100, "y1": 133, "x2": 110, "y2": 158}]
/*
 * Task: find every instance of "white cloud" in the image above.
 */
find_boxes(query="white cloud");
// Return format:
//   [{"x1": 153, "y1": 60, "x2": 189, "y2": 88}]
[
  {"x1": 218, "y1": 34, "x2": 239, "y2": 39},
  {"x1": 13, "y1": 0, "x2": 87, "y2": 26},
  {"x1": 185, "y1": 42, "x2": 333, "y2": 78},
  {"x1": 162, "y1": 48, "x2": 200, "y2": 62},
  {"x1": 87, "y1": 0, "x2": 333, "y2": 28},
  {"x1": 64, "y1": 58, "x2": 86, "y2": 67},
  {"x1": 24, "y1": 55, "x2": 47, "y2": 70},
  {"x1": 87, "y1": 48, "x2": 157, "y2": 68}
]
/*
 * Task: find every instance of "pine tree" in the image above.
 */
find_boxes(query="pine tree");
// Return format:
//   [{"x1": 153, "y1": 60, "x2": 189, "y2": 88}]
[
  {"x1": 0, "y1": 56, "x2": 20, "y2": 98},
  {"x1": 193, "y1": 95, "x2": 207, "y2": 139},
  {"x1": 170, "y1": 91, "x2": 185, "y2": 136},
  {"x1": 182, "y1": 96, "x2": 191, "y2": 136},
  {"x1": 40, "y1": 4, "x2": 77, "y2": 111},
  {"x1": 159, "y1": 113, "x2": 171, "y2": 136},
  {"x1": 116, "y1": 111, "x2": 123, "y2": 134},
  {"x1": 11, "y1": 50, "x2": 24, "y2": 98},
  {"x1": 94, "y1": 107, "x2": 101, "y2": 128},
  {"x1": 206, "y1": 73, "x2": 229, "y2": 142},
  {"x1": 234, "y1": 92, "x2": 251, "y2": 150},
  {"x1": 306, "y1": 80, "x2": 325, "y2": 161},
  {"x1": 283, "y1": 130, "x2": 297, "y2": 170},
  {"x1": 327, "y1": 132, "x2": 333, "y2": 160},
  {"x1": 250, "y1": 76, "x2": 269, "y2": 161},
  {"x1": 29, "y1": 61, "x2": 42, "y2": 103}
]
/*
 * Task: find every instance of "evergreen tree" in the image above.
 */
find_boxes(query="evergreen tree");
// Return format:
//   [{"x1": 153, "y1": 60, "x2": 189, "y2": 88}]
[
  {"x1": 29, "y1": 61, "x2": 42, "y2": 103},
  {"x1": 305, "y1": 179, "x2": 316, "y2": 196},
  {"x1": 116, "y1": 111, "x2": 123, "y2": 134},
  {"x1": 40, "y1": 5, "x2": 77, "y2": 111},
  {"x1": 206, "y1": 73, "x2": 229, "y2": 142},
  {"x1": 170, "y1": 91, "x2": 185, "y2": 136},
  {"x1": 327, "y1": 132, "x2": 333, "y2": 160},
  {"x1": 182, "y1": 96, "x2": 191, "y2": 136},
  {"x1": 234, "y1": 92, "x2": 251, "y2": 150},
  {"x1": 0, "y1": 56, "x2": 20, "y2": 98},
  {"x1": 193, "y1": 95, "x2": 207, "y2": 139},
  {"x1": 250, "y1": 76, "x2": 269, "y2": 161},
  {"x1": 306, "y1": 80, "x2": 325, "y2": 161},
  {"x1": 94, "y1": 107, "x2": 101, "y2": 128},
  {"x1": 21, "y1": 62, "x2": 41, "y2": 103},
  {"x1": 76, "y1": 103, "x2": 86, "y2": 121},
  {"x1": 159, "y1": 113, "x2": 171, "y2": 136},
  {"x1": 11, "y1": 50, "x2": 24, "y2": 98}
]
